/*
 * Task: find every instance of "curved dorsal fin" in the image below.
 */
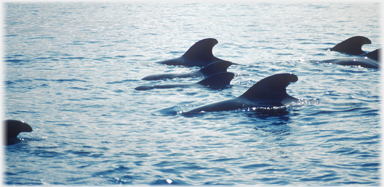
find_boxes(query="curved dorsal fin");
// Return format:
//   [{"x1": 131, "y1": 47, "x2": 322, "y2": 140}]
[
  {"x1": 199, "y1": 61, "x2": 232, "y2": 76},
  {"x1": 330, "y1": 36, "x2": 371, "y2": 55},
  {"x1": 5, "y1": 120, "x2": 33, "y2": 139},
  {"x1": 241, "y1": 73, "x2": 298, "y2": 100},
  {"x1": 183, "y1": 38, "x2": 218, "y2": 61},
  {"x1": 198, "y1": 72, "x2": 234, "y2": 87}
]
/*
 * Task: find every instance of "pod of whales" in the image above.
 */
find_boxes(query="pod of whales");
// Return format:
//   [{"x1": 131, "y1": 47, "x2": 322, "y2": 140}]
[
  {"x1": 185, "y1": 73, "x2": 299, "y2": 113},
  {"x1": 324, "y1": 36, "x2": 381, "y2": 69},
  {"x1": 142, "y1": 61, "x2": 233, "y2": 80},
  {"x1": 135, "y1": 72, "x2": 234, "y2": 91},
  {"x1": 330, "y1": 36, "x2": 372, "y2": 55},
  {"x1": 156, "y1": 38, "x2": 228, "y2": 67},
  {"x1": 4, "y1": 120, "x2": 33, "y2": 145}
]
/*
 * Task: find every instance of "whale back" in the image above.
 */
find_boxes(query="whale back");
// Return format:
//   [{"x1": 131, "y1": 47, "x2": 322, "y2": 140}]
[
  {"x1": 135, "y1": 84, "x2": 190, "y2": 90},
  {"x1": 142, "y1": 71, "x2": 198, "y2": 80},
  {"x1": 322, "y1": 58, "x2": 380, "y2": 69},
  {"x1": 241, "y1": 73, "x2": 298, "y2": 102},
  {"x1": 198, "y1": 72, "x2": 234, "y2": 88},
  {"x1": 330, "y1": 36, "x2": 371, "y2": 55},
  {"x1": 183, "y1": 38, "x2": 219, "y2": 62},
  {"x1": 5, "y1": 120, "x2": 33, "y2": 139},
  {"x1": 199, "y1": 61, "x2": 232, "y2": 76},
  {"x1": 366, "y1": 48, "x2": 381, "y2": 62},
  {"x1": 136, "y1": 72, "x2": 234, "y2": 90}
]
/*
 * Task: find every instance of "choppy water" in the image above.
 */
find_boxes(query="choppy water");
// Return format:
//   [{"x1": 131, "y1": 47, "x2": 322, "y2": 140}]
[{"x1": 3, "y1": 2, "x2": 381, "y2": 186}]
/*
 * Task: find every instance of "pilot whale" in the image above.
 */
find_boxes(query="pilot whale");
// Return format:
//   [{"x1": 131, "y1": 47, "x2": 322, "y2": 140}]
[
  {"x1": 320, "y1": 57, "x2": 379, "y2": 69},
  {"x1": 330, "y1": 36, "x2": 371, "y2": 55},
  {"x1": 135, "y1": 72, "x2": 234, "y2": 91},
  {"x1": 142, "y1": 61, "x2": 233, "y2": 80},
  {"x1": 185, "y1": 73, "x2": 299, "y2": 113},
  {"x1": 5, "y1": 120, "x2": 33, "y2": 145},
  {"x1": 365, "y1": 48, "x2": 381, "y2": 61},
  {"x1": 156, "y1": 38, "x2": 228, "y2": 67},
  {"x1": 319, "y1": 48, "x2": 381, "y2": 69}
]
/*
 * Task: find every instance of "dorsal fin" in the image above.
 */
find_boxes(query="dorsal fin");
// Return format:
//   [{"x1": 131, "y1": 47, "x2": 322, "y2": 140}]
[
  {"x1": 366, "y1": 48, "x2": 381, "y2": 61},
  {"x1": 5, "y1": 120, "x2": 33, "y2": 139},
  {"x1": 330, "y1": 36, "x2": 371, "y2": 55},
  {"x1": 199, "y1": 61, "x2": 232, "y2": 76},
  {"x1": 241, "y1": 73, "x2": 298, "y2": 100},
  {"x1": 198, "y1": 72, "x2": 234, "y2": 87},
  {"x1": 183, "y1": 38, "x2": 218, "y2": 61}
]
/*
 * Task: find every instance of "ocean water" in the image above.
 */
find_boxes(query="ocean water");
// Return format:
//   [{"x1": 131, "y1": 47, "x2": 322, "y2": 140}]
[{"x1": 3, "y1": 2, "x2": 381, "y2": 186}]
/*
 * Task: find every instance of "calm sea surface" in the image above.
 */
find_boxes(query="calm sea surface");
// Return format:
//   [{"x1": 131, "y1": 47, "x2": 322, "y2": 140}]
[{"x1": 3, "y1": 2, "x2": 381, "y2": 185}]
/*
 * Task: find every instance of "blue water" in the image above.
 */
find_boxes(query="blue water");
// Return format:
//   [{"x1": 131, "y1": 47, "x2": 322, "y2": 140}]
[{"x1": 3, "y1": 2, "x2": 381, "y2": 186}]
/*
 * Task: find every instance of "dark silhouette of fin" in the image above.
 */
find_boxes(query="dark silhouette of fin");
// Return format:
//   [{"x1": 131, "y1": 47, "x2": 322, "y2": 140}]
[
  {"x1": 330, "y1": 36, "x2": 371, "y2": 55},
  {"x1": 157, "y1": 38, "x2": 229, "y2": 67},
  {"x1": 5, "y1": 120, "x2": 33, "y2": 140},
  {"x1": 186, "y1": 73, "x2": 299, "y2": 113},
  {"x1": 183, "y1": 38, "x2": 219, "y2": 62},
  {"x1": 366, "y1": 48, "x2": 381, "y2": 61},
  {"x1": 198, "y1": 72, "x2": 234, "y2": 87},
  {"x1": 241, "y1": 73, "x2": 298, "y2": 101},
  {"x1": 199, "y1": 61, "x2": 232, "y2": 76}
]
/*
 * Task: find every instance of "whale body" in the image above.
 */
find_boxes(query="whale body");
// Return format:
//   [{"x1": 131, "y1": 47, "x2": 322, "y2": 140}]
[
  {"x1": 330, "y1": 36, "x2": 371, "y2": 55},
  {"x1": 320, "y1": 57, "x2": 379, "y2": 69},
  {"x1": 5, "y1": 120, "x2": 33, "y2": 145},
  {"x1": 135, "y1": 72, "x2": 234, "y2": 91},
  {"x1": 156, "y1": 38, "x2": 228, "y2": 67},
  {"x1": 324, "y1": 36, "x2": 380, "y2": 69},
  {"x1": 186, "y1": 73, "x2": 299, "y2": 113},
  {"x1": 365, "y1": 48, "x2": 381, "y2": 61},
  {"x1": 319, "y1": 48, "x2": 381, "y2": 69},
  {"x1": 142, "y1": 61, "x2": 233, "y2": 80}
]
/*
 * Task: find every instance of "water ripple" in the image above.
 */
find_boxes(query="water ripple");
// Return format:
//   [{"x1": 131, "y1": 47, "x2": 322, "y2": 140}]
[{"x1": 4, "y1": 2, "x2": 380, "y2": 186}]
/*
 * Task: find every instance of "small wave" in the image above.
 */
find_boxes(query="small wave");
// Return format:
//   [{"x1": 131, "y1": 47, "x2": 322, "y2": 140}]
[
  {"x1": 106, "y1": 79, "x2": 138, "y2": 84},
  {"x1": 153, "y1": 106, "x2": 179, "y2": 116},
  {"x1": 108, "y1": 176, "x2": 134, "y2": 185},
  {"x1": 55, "y1": 78, "x2": 88, "y2": 82},
  {"x1": 54, "y1": 123, "x2": 74, "y2": 127},
  {"x1": 60, "y1": 56, "x2": 86, "y2": 60},
  {"x1": 211, "y1": 157, "x2": 238, "y2": 162},
  {"x1": 5, "y1": 178, "x2": 44, "y2": 185},
  {"x1": 325, "y1": 134, "x2": 380, "y2": 143},
  {"x1": 123, "y1": 153, "x2": 151, "y2": 158},
  {"x1": 92, "y1": 166, "x2": 132, "y2": 177},
  {"x1": 69, "y1": 86, "x2": 89, "y2": 90},
  {"x1": 31, "y1": 149, "x2": 65, "y2": 158},
  {"x1": 300, "y1": 172, "x2": 339, "y2": 182},
  {"x1": 5, "y1": 34, "x2": 18, "y2": 37},
  {"x1": 276, "y1": 53, "x2": 294, "y2": 56},
  {"x1": 243, "y1": 105, "x2": 293, "y2": 117},
  {"x1": 327, "y1": 147, "x2": 359, "y2": 155},
  {"x1": 35, "y1": 78, "x2": 87, "y2": 82},
  {"x1": 240, "y1": 163, "x2": 272, "y2": 169},
  {"x1": 6, "y1": 59, "x2": 29, "y2": 63},
  {"x1": 149, "y1": 178, "x2": 189, "y2": 185},
  {"x1": 113, "y1": 89, "x2": 125, "y2": 93},
  {"x1": 5, "y1": 80, "x2": 15, "y2": 85}
]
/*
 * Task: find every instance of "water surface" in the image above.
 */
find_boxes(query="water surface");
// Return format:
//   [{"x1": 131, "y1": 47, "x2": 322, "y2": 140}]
[{"x1": 4, "y1": 2, "x2": 381, "y2": 185}]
